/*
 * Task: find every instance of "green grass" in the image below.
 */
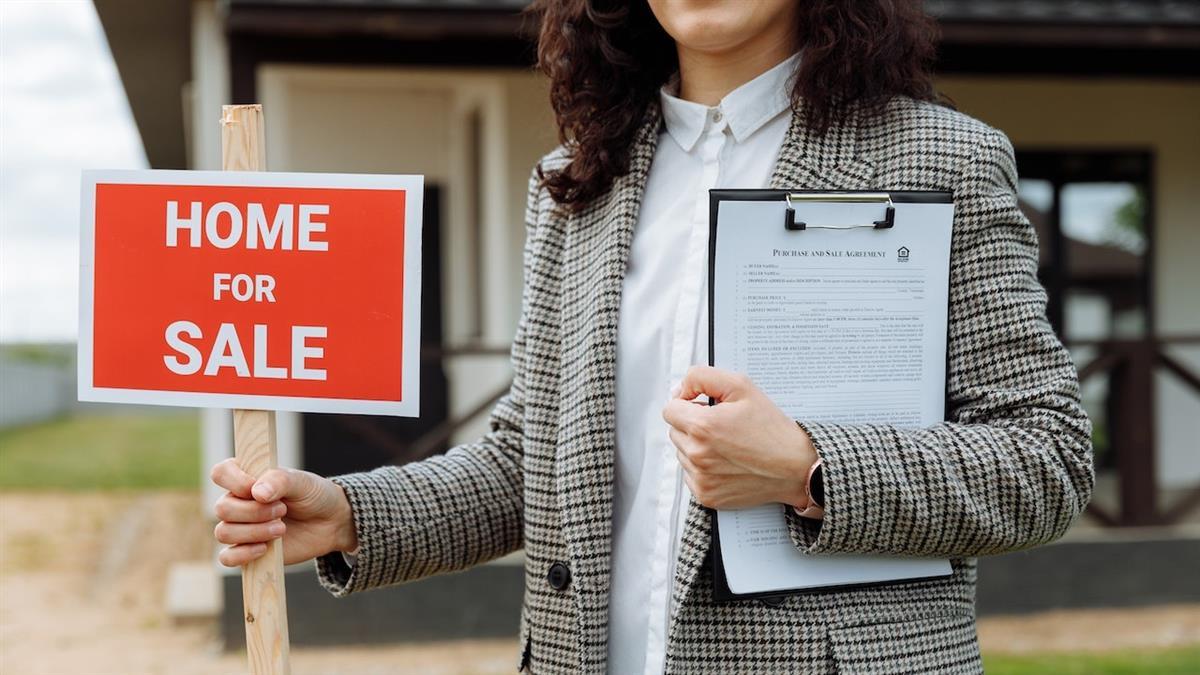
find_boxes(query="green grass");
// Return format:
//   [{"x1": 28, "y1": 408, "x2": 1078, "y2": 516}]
[
  {"x1": 0, "y1": 413, "x2": 200, "y2": 490},
  {"x1": 0, "y1": 342, "x2": 74, "y2": 367},
  {"x1": 984, "y1": 646, "x2": 1200, "y2": 674}
]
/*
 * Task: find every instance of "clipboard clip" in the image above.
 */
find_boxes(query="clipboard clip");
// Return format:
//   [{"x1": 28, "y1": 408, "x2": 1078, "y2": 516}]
[{"x1": 784, "y1": 192, "x2": 895, "y2": 231}]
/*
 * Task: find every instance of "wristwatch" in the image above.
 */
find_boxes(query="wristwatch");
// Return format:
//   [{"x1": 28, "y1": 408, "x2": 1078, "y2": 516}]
[{"x1": 793, "y1": 459, "x2": 825, "y2": 520}]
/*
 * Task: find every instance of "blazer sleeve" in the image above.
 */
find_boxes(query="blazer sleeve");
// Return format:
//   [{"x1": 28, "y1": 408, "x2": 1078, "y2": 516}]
[
  {"x1": 785, "y1": 129, "x2": 1095, "y2": 559},
  {"x1": 315, "y1": 170, "x2": 542, "y2": 596}
]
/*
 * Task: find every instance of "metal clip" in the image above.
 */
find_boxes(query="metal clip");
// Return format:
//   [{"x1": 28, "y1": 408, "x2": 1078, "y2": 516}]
[{"x1": 784, "y1": 193, "x2": 896, "y2": 231}]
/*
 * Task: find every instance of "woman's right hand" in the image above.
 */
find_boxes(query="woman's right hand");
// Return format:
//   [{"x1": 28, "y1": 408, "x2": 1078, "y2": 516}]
[{"x1": 210, "y1": 459, "x2": 358, "y2": 567}]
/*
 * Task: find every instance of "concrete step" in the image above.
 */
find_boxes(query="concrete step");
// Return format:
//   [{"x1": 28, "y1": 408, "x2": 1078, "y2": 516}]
[{"x1": 166, "y1": 560, "x2": 221, "y2": 625}]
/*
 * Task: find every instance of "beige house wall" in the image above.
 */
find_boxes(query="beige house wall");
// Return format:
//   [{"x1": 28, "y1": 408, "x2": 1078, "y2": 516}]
[{"x1": 939, "y1": 77, "x2": 1200, "y2": 488}]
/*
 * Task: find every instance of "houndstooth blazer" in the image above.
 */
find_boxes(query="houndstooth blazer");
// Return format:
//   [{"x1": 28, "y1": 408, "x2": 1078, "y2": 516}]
[{"x1": 316, "y1": 96, "x2": 1094, "y2": 674}]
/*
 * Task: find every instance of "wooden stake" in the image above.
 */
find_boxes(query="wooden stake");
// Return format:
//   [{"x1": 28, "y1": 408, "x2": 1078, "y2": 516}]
[
  {"x1": 222, "y1": 104, "x2": 291, "y2": 675},
  {"x1": 222, "y1": 104, "x2": 267, "y2": 173}
]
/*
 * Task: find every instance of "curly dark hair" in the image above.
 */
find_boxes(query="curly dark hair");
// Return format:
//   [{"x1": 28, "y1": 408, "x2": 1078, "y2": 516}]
[{"x1": 530, "y1": 0, "x2": 942, "y2": 211}]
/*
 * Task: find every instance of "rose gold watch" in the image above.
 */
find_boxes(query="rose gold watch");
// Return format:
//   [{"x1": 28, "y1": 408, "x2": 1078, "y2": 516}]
[{"x1": 792, "y1": 458, "x2": 824, "y2": 520}]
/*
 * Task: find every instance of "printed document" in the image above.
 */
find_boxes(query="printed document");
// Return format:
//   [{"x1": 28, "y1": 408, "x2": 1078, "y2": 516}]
[{"x1": 711, "y1": 195, "x2": 954, "y2": 595}]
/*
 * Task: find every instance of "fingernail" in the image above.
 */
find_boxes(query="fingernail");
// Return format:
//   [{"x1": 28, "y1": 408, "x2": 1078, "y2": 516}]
[
  {"x1": 272, "y1": 504, "x2": 286, "y2": 518},
  {"x1": 269, "y1": 522, "x2": 285, "y2": 536},
  {"x1": 252, "y1": 483, "x2": 274, "y2": 501},
  {"x1": 670, "y1": 384, "x2": 681, "y2": 398}
]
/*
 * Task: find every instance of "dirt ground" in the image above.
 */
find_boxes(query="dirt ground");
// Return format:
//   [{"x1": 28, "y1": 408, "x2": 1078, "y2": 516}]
[{"x1": 0, "y1": 491, "x2": 1197, "y2": 675}]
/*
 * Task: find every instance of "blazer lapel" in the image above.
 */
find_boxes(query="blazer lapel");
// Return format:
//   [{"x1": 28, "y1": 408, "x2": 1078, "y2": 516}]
[
  {"x1": 670, "y1": 100, "x2": 878, "y2": 622},
  {"x1": 772, "y1": 101, "x2": 877, "y2": 191},
  {"x1": 555, "y1": 104, "x2": 662, "y2": 670}
]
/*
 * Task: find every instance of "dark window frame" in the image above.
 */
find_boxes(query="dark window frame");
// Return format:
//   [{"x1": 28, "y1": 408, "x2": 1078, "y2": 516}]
[{"x1": 1014, "y1": 148, "x2": 1156, "y2": 339}]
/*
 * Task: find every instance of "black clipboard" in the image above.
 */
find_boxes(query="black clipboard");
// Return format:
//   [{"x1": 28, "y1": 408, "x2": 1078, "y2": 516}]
[{"x1": 706, "y1": 189, "x2": 956, "y2": 602}]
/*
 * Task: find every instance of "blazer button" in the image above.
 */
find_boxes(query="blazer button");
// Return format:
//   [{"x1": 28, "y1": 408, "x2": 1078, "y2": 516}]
[{"x1": 547, "y1": 561, "x2": 571, "y2": 591}]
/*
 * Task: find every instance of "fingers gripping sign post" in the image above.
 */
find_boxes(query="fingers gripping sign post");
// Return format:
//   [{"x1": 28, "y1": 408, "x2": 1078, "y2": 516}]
[{"x1": 78, "y1": 104, "x2": 424, "y2": 675}]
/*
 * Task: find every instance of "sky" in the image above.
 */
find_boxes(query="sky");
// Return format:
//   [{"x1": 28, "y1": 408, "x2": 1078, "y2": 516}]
[{"x1": 0, "y1": 0, "x2": 147, "y2": 343}]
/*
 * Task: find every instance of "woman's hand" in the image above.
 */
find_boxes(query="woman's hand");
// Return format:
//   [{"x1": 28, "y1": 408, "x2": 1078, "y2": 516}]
[
  {"x1": 210, "y1": 459, "x2": 357, "y2": 567},
  {"x1": 662, "y1": 365, "x2": 818, "y2": 510}
]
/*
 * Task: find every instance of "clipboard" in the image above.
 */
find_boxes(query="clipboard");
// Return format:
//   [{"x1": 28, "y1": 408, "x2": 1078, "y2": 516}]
[{"x1": 706, "y1": 189, "x2": 956, "y2": 602}]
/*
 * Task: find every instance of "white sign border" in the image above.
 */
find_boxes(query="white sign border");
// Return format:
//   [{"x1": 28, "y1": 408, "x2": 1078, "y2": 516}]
[{"x1": 78, "y1": 169, "x2": 424, "y2": 417}]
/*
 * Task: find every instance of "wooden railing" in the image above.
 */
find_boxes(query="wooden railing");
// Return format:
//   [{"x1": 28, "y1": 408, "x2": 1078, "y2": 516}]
[
  {"x1": 404, "y1": 344, "x2": 512, "y2": 459},
  {"x1": 1072, "y1": 336, "x2": 1200, "y2": 527}
]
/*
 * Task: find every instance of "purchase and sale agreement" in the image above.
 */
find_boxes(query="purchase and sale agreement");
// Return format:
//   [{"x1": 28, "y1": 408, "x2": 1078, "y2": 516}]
[{"x1": 709, "y1": 192, "x2": 955, "y2": 597}]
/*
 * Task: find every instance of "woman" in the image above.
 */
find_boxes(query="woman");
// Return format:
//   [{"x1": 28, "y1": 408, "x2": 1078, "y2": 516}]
[{"x1": 210, "y1": 1, "x2": 1094, "y2": 672}]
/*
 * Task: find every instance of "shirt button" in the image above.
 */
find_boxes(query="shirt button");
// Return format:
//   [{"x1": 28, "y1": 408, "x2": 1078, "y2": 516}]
[{"x1": 711, "y1": 109, "x2": 723, "y2": 123}]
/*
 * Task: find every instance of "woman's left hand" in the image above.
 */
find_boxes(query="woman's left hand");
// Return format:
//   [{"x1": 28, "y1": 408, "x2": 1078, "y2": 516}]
[{"x1": 662, "y1": 365, "x2": 818, "y2": 510}]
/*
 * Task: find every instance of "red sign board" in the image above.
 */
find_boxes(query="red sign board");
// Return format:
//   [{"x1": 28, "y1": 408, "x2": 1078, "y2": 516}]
[{"x1": 79, "y1": 170, "x2": 423, "y2": 416}]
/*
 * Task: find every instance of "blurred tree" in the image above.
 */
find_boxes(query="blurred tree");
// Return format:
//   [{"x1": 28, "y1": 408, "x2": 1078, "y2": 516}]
[{"x1": 1107, "y1": 186, "x2": 1147, "y2": 254}]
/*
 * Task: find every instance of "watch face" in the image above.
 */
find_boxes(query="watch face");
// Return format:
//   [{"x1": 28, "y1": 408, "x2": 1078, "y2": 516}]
[{"x1": 810, "y1": 465, "x2": 825, "y2": 507}]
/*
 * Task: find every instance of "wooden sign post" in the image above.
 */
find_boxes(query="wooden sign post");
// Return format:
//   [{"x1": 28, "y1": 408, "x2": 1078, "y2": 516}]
[{"x1": 222, "y1": 104, "x2": 291, "y2": 675}]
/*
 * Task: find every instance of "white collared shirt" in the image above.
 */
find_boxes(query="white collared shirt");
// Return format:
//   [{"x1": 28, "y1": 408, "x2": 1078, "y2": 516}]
[{"x1": 609, "y1": 54, "x2": 799, "y2": 675}]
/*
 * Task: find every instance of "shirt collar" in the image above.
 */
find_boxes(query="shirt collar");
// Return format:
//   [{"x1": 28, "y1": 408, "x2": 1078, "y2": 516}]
[{"x1": 660, "y1": 52, "x2": 800, "y2": 152}]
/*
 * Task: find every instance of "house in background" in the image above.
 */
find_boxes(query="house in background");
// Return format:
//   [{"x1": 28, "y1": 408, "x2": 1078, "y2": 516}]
[{"x1": 95, "y1": 0, "x2": 1200, "y2": 647}]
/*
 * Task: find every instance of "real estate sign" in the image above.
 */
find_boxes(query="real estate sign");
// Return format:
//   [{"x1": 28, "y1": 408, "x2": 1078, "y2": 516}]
[{"x1": 79, "y1": 170, "x2": 423, "y2": 416}]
